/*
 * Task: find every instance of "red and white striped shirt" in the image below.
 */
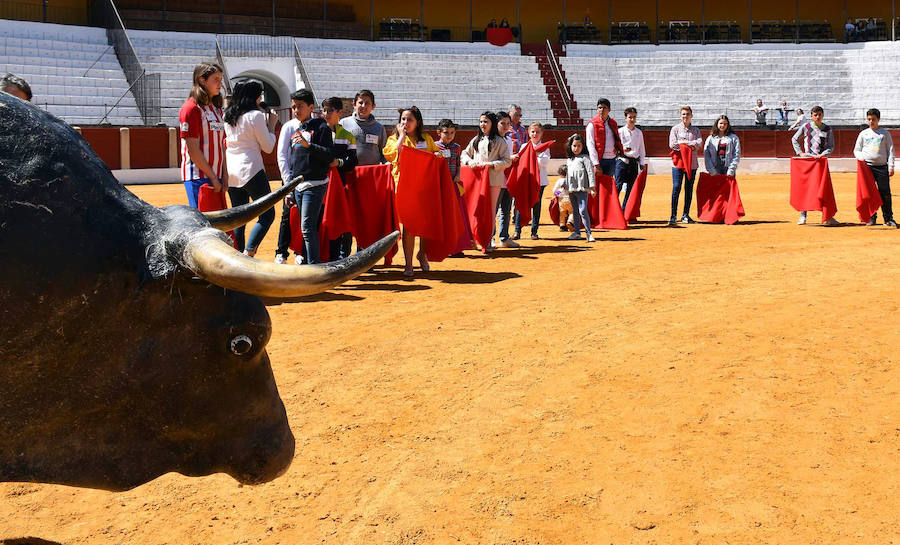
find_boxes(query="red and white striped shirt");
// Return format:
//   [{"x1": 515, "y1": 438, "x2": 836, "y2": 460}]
[{"x1": 179, "y1": 97, "x2": 225, "y2": 181}]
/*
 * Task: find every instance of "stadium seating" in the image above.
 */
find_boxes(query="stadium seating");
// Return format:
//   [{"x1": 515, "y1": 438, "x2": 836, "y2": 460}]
[
  {"x1": 561, "y1": 42, "x2": 900, "y2": 127},
  {"x1": 0, "y1": 19, "x2": 144, "y2": 125}
]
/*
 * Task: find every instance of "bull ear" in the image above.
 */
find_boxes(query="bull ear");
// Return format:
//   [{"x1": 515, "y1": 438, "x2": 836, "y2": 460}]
[
  {"x1": 203, "y1": 176, "x2": 303, "y2": 231},
  {"x1": 182, "y1": 229, "x2": 399, "y2": 297}
]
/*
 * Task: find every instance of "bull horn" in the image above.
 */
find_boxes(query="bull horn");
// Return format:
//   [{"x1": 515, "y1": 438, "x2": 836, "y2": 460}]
[
  {"x1": 182, "y1": 228, "x2": 400, "y2": 297},
  {"x1": 203, "y1": 176, "x2": 303, "y2": 231}
]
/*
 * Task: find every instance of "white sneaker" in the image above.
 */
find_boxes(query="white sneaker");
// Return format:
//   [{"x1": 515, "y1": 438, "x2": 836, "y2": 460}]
[
  {"x1": 294, "y1": 254, "x2": 305, "y2": 265},
  {"x1": 501, "y1": 239, "x2": 520, "y2": 248},
  {"x1": 568, "y1": 233, "x2": 583, "y2": 240},
  {"x1": 274, "y1": 254, "x2": 287, "y2": 265},
  {"x1": 797, "y1": 213, "x2": 807, "y2": 225},
  {"x1": 587, "y1": 235, "x2": 596, "y2": 242}
]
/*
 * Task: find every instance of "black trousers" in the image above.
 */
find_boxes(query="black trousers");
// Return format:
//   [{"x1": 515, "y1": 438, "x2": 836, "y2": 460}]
[{"x1": 868, "y1": 163, "x2": 894, "y2": 222}]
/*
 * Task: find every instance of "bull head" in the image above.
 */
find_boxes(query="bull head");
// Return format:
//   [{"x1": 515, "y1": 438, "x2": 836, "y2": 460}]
[{"x1": 0, "y1": 93, "x2": 398, "y2": 491}]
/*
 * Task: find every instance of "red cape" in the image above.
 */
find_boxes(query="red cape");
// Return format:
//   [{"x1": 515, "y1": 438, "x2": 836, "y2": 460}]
[
  {"x1": 789, "y1": 157, "x2": 837, "y2": 222},
  {"x1": 395, "y1": 146, "x2": 465, "y2": 262},
  {"x1": 623, "y1": 167, "x2": 648, "y2": 222},
  {"x1": 855, "y1": 161, "x2": 883, "y2": 222},
  {"x1": 452, "y1": 186, "x2": 476, "y2": 254},
  {"x1": 671, "y1": 143, "x2": 693, "y2": 171},
  {"x1": 587, "y1": 174, "x2": 627, "y2": 229},
  {"x1": 288, "y1": 167, "x2": 355, "y2": 262},
  {"x1": 486, "y1": 27, "x2": 513, "y2": 46},
  {"x1": 345, "y1": 164, "x2": 399, "y2": 265},
  {"x1": 505, "y1": 140, "x2": 554, "y2": 226},
  {"x1": 461, "y1": 166, "x2": 494, "y2": 253},
  {"x1": 197, "y1": 183, "x2": 236, "y2": 247},
  {"x1": 549, "y1": 196, "x2": 560, "y2": 225},
  {"x1": 696, "y1": 173, "x2": 746, "y2": 225}
]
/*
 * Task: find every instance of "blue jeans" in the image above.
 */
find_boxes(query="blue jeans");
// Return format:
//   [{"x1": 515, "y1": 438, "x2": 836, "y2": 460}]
[
  {"x1": 513, "y1": 185, "x2": 547, "y2": 236},
  {"x1": 614, "y1": 158, "x2": 639, "y2": 211},
  {"x1": 183, "y1": 178, "x2": 209, "y2": 208},
  {"x1": 599, "y1": 158, "x2": 616, "y2": 177},
  {"x1": 495, "y1": 188, "x2": 513, "y2": 241},
  {"x1": 570, "y1": 191, "x2": 591, "y2": 236},
  {"x1": 294, "y1": 183, "x2": 327, "y2": 264},
  {"x1": 671, "y1": 167, "x2": 697, "y2": 219},
  {"x1": 227, "y1": 169, "x2": 275, "y2": 254}
]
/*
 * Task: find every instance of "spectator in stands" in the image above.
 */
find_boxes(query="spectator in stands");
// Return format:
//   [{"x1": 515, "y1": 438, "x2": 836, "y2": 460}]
[
  {"x1": 845, "y1": 18, "x2": 856, "y2": 42},
  {"x1": 0, "y1": 73, "x2": 32, "y2": 101},
  {"x1": 383, "y1": 106, "x2": 439, "y2": 276},
  {"x1": 179, "y1": 61, "x2": 226, "y2": 208},
  {"x1": 585, "y1": 98, "x2": 624, "y2": 179},
  {"x1": 499, "y1": 18, "x2": 511, "y2": 28},
  {"x1": 854, "y1": 108, "x2": 896, "y2": 227},
  {"x1": 494, "y1": 111, "x2": 519, "y2": 247},
  {"x1": 856, "y1": 20, "x2": 866, "y2": 40},
  {"x1": 704, "y1": 115, "x2": 741, "y2": 177},
  {"x1": 514, "y1": 122, "x2": 551, "y2": 240},
  {"x1": 340, "y1": 89, "x2": 386, "y2": 167},
  {"x1": 222, "y1": 81, "x2": 278, "y2": 257},
  {"x1": 788, "y1": 108, "x2": 806, "y2": 131},
  {"x1": 487, "y1": 18, "x2": 498, "y2": 28},
  {"x1": 462, "y1": 111, "x2": 511, "y2": 252},
  {"x1": 274, "y1": 90, "x2": 307, "y2": 264},
  {"x1": 867, "y1": 18, "x2": 878, "y2": 40},
  {"x1": 289, "y1": 88, "x2": 334, "y2": 264},
  {"x1": 615, "y1": 107, "x2": 646, "y2": 211},
  {"x1": 752, "y1": 99, "x2": 768, "y2": 127},
  {"x1": 776, "y1": 101, "x2": 792, "y2": 127},
  {"x1": 668, "y1": 106, "x2": 703, "y2": 226},
  {"x1": 322, "y1": 96, "x2": 358, "y2": 260},
  {"x1": 791, "y1": 105, "x2": 838, "y2": 226}
]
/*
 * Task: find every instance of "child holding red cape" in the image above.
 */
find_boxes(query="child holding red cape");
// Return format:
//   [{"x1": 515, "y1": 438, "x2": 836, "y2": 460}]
[
  {"x1": 668, "y1": 106, "x2": 703, "y2": 226},
  {"x1": 383, "y1": 106, "x2": 440, "y2": 276},
  {"x1": 853, "y1": 108, "x2": 896, "y2": 228},
  {"x1": 791, "y1": 105, "x2": 839, "y2": 226},
  {"x1": 703, "y1": 115, "x2": 741, "y2": 177},
  {"x1": 513, "y1": 122, "x2": 552, "y2": 240},
  {"x1": 461, "y1": 111, "x2": 511, "y2": 252}
]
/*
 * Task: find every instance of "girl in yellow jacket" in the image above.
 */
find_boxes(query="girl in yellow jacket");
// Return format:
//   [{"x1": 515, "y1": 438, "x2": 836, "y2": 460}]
[{"x1": 383, "y1": 106, "x2": 439, "y2": 277}]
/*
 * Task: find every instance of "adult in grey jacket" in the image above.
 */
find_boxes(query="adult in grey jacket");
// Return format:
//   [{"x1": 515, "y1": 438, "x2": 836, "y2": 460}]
[{"x1": 704, "y1": 115, "x2": 741, "y2": 177}]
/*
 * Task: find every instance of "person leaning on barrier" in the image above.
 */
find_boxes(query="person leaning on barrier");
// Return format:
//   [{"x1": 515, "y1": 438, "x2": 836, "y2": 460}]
[{"x1": 1, "y1": 73, "x2": 32, "y2": 101}]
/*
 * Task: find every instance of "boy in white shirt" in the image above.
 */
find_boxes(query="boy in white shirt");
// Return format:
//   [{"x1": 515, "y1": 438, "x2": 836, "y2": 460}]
[
  {"x1": 615, "y1": 107, "x2": 646, "y2": 211},
  {"x1": 854, "y1": 108, "x2": 896, "y2": 227}
]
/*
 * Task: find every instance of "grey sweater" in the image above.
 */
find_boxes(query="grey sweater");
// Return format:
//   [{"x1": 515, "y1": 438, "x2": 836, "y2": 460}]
[
  {"x1": 566, "y1": 154, "x2": 595, "y2": 192},
  {"x1": 853, "y1": 128, "x2": 895, "y2": 168},
  {"x1": 339, "y1": 114, "x2": 387, "y2": 166}
]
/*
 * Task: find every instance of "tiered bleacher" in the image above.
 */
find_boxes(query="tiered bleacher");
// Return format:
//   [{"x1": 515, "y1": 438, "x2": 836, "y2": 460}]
[
  {"x1": 560, "y1": 42, "x2": 900, "y2": 127},
  {"x1": 296, "y1": 39, "x2": 555, "y2": 126},
  {"x1": 0, "y1": 19, "x2": 143, "y2": 125}
]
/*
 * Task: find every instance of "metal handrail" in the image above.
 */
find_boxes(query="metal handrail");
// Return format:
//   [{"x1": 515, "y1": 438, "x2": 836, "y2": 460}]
[
  {"x1": 293, "y1": 39, "x2": 316, "y2": 104},
  {"x1": 544, "y1": 39, "x2": 572, "y2": 118},
  {"x1": 214, "y1": 37, "x2": 233, "y2": 96},
  {"x1": 97, "y1": 68, "x2": 146, "y2": 124},
  {"x1": 104, "y1": 0, "x2": 159, "y2": 125},
  {"x1": 82, "y1": 45, "x2": 113, "y2": 77}
]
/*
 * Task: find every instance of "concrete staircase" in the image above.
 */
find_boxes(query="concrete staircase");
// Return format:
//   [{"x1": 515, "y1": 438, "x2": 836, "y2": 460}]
[{"x1": 524, "y1": 43, "x2": 583, "y2": 127}]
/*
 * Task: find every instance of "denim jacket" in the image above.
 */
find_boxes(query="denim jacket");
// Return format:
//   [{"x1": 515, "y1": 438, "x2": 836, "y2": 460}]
[{"x1": 703, "y1": 134, "x2": 741, "y2": 176}]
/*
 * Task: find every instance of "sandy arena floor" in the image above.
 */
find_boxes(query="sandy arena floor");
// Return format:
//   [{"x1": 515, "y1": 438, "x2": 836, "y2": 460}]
[{"x1": 2, "y1": 173, "x2": 899, "y2": 545}]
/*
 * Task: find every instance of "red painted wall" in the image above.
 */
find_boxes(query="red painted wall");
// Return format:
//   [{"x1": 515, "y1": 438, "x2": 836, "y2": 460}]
[
  {"x1": 79, "y1": 127, "x2": 120, "y2": 170},
  {"x1": 129, "y1": 127, "x2": 169, "y2": 169}
]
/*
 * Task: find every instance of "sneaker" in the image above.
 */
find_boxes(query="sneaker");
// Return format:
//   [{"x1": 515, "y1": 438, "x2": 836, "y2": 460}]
[
  {"x1": 667, "y1": 217, "x2": 677, "y2": 227},
  {"x1": 274, "y1": 254, "x2": 287, "y2": 265},
  {"x1": 797, "y1": 212, "x2": 807, "y2": 225},
  {"x1": 513, "y1": 231, "x2": 521, "y2": 240},
  {"x1": 681, "y1": 215, "x2": 696, "y2": 224},
  {"x1": 886, "y1": 220, "x2": 899, "y2": 228},
  {"x1": 294, "y1": 254, "x2": 305, "y2": 265},
  {"x1": 567, "y1": 233, "x2": 583, "y2": 240},
  {"x1": 531, "y1": 234, "x2": 540, "y2": 240},
  {"x1": 501, "y1": 238, "x2": 520, "y2": 248},
  {"x1": 823, "y1": 217, "x2": 840, "y2": 226},
  {"x1": 866, "y1": 218, "x2": 877, "y2": 226},
  {"x1": 587, "y1": 235, "x2": 596, "y2": 242}
]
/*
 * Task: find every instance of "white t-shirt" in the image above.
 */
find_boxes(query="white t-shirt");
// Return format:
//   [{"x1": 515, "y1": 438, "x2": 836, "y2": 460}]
[{"x1": 224, "y1": 110, "x2": 277, "y2": 188}]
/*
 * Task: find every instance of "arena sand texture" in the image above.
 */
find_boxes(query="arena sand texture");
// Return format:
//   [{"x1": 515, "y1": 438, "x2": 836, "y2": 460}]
[{"x1": 2, "y1": 173, "x2": 899, "y2": 545}]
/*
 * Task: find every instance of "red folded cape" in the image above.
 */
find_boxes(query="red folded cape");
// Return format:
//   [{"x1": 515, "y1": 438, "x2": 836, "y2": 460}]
[
  {"x1": 461, "y1": 165, "x2": 494, "y2": 253},
  {"x1": 486, "y1": 27, "x2": 513, "y2": 46},
  {"x1": 549, "y1": 196, "x2": 560, "y2": 225},
  {"x1": 855, "y1": 161, "x2": 883, "y2": 223},
  {"x1": 696, "y1": 173, "x2": 745, "y2": 225},
  {"x1": 789, "y1": 157, "x2": 837, "y2": 222},
  {"x1": 197, "y1": 183, "x2": 236, "y2": 248},
  {"x1": 395, "y1": 146, "x2": 464, "y2": 262},
  {"x1": 345, "y1": 164, "x2": 399, "y2": 265},
  {"x1": 452, "y1": 186, "x2": 476, "y2": 254},
  {"x1": 623, "y1": 167, "x2": 648, "y2": 222},
  {"x1": 287, "y1": 169, "x2": 356, "y2": 262},
  {"x1": 671, "y1": 143, "x2": 693, "y2": 171},
  {"x1": 587, "y1": 174, "x2": 627, "y2": 229},
  {"x1": 505, "y1": 140, "x2": 554, "y2": 226}
]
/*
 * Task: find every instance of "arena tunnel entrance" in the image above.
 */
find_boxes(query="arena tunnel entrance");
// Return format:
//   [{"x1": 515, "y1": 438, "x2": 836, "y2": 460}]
[{"x1": 229, "y1": 68, "x2": 293, "y2": 122}]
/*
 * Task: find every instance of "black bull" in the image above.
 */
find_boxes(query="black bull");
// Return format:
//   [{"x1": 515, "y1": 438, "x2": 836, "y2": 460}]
[{"x1": 0, "y1": 93, "x2": 398, "y2": 491}]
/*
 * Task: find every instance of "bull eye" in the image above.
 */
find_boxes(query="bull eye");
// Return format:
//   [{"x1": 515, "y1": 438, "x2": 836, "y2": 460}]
[{"x1": 229, "y1": 334, "x2": 253, "y2": 356}]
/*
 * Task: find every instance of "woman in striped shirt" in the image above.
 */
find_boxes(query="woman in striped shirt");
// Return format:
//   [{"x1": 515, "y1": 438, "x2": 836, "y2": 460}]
[{"x1": 179, "y1": 61, "x2": 227, "y2": 208}]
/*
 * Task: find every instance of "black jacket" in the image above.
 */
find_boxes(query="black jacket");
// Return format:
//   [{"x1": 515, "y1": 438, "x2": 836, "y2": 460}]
[{"x1": 289, "y1": 117, "x2": 334, "y2": 182}]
